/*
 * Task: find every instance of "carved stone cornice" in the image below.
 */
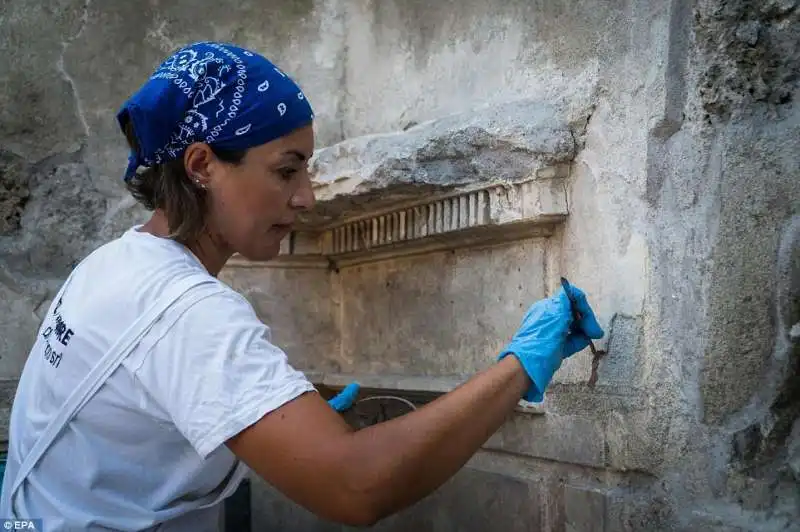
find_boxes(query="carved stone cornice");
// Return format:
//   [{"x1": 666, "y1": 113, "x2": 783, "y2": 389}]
[{"x1": 227, "y1": 175, "x2": 568, "y2": 269}]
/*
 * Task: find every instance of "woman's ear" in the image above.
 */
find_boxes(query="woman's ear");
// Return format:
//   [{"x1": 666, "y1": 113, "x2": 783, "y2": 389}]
[{"x1": 184, "y1": 142, "x2": 215, "y2": 188}]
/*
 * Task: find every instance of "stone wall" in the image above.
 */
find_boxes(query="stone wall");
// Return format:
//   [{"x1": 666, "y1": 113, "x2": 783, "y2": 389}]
[{"x1": 1, "y1": 1, "x2": 798, "y2": 531}]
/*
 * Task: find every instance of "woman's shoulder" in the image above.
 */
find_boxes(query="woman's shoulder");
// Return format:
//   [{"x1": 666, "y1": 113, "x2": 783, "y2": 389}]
[
  {"x1": 133, "y1": 274, "x2": 273, "y2": 370},
  {"x1": 69, "y1": 228, "x2": 261, "y2": 331},
  {"x1": 182, "y1": 279, "x2": 257, "y2": 320},
  {"x1": 159, "y1": 272, "x2": 268, "y2": 342}
]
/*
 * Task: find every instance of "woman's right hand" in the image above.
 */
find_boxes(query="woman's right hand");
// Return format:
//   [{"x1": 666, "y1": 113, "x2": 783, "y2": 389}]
[{"x1": 498, "y1": 284, "x2": 604, "y2": 402}]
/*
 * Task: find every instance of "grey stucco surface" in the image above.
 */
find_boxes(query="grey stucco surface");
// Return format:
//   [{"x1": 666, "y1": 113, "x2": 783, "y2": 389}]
[
  {"x1": 0, "y1": 0, "x2": 797, "y2": 530},
  {"x1": 338, "y1": 240, "x2": 547, "y2": 376}
]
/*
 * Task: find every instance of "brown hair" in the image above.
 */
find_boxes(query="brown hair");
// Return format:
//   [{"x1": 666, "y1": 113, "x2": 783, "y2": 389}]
[{"x1": 122, "y1": 120, "x2": 246, "y2": 243}]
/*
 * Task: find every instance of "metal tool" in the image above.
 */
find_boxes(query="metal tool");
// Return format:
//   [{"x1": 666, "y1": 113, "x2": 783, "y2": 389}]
[{"x1": 560, "y1": 277, "x2": 606, "y2": 388}]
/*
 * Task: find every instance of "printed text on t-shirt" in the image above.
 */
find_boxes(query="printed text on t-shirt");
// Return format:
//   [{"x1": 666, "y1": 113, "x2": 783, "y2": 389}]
[{"x1": 40, "y1": 297, "x2": 74, "y2": 368}]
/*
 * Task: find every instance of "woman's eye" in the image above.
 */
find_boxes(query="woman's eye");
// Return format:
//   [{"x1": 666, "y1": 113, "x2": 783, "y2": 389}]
[{"x1": 278, "y1": 167, "x2": 298, "y2": 180}]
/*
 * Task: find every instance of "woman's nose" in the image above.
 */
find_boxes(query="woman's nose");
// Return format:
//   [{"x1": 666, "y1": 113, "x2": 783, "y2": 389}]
[{"x1": 290, "y1": 176, "x2": 316, "y2": 211}]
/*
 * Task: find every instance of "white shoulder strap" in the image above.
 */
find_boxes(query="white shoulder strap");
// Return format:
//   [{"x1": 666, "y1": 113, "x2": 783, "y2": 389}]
[{"x1": 8, "y1": 273, "x2": 221, "y2": 515}]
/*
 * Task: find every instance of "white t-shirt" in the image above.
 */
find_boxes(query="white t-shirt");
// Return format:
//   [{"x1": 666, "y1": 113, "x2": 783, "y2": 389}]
[{"x1": 0, "y1": 227, "x2": 316, "y2": 530}]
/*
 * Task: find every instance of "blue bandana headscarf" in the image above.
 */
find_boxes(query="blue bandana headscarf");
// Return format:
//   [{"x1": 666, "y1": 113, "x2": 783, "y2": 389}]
[{"x1": 117, "y1": 41, "x2": 314, "y2": 181}]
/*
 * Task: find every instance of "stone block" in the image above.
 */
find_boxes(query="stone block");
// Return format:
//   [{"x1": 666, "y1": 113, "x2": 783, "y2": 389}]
[
  {"x1": 605, "y1": 409, "x2": 669, "y2": 474},
  {"x1": 681, "y1": 508, "x2": 790, "y2": 532},
  {"x1": 250, "y1": 466, "x2": 541, "y2": 531},
  {"x1": 595, "y1": 314, "x2": 642, "y2": 388},
  {"x1": 541, "y1": 476, "x2": 567, "y2": 531},
  {"x1": 564, "y1": 485, "x2": 607, "y2": 532},
  {"x1": 249, "y1": 475, "x2": 343, "y2": 532},
  {"x1": 701, "y1": 119, "x2": 800, "y2": 424},
  {"x1": 550, "y1": 483, "x2": 677, "y2": 532},
  {"x1": 486, "y1": 413, "x2": 606, "y2": 468},
  {"x1": 465, "y1": 451, "x2": 676, "y2": 531}
]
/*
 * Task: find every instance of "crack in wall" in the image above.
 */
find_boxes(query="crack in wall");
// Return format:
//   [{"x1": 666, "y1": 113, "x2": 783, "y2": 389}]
[
  {"x1": 56, "y1": 0, "x2": 91, "y2": 140},
  {"x1": 336, "y1": 0, "x2": 348, "y2": 144},
  {"x1": 146, "y1": 19, "x2": 177, "y2": 53}
]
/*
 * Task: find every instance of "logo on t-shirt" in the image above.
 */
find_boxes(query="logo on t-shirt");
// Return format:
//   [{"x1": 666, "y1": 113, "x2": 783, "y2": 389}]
[{"x1": 40, "y1": 297, "x2": 75, "y2": 369}]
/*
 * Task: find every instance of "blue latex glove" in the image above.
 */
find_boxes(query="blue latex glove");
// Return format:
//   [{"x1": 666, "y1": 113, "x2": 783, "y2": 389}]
[
  {"x1": 498, "y1": 284, "x2": 604, "y2": 402},
  {"x1": 328, "y1": 382, "x2": 360, "y2": 412}
]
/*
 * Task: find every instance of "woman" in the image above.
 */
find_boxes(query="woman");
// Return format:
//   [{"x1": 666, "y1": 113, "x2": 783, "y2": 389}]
[{"x1": 0, "y1": 42, "x2": 603, "y2": 530}]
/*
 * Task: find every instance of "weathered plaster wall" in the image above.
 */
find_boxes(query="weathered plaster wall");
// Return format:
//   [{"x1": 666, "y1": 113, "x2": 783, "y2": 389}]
[
  {"x1": 337, "y1": 241, "x2": 547, "y2": 376},
  {"x1": 1, "y1": 0, "x2": 798, "y2": 531}
]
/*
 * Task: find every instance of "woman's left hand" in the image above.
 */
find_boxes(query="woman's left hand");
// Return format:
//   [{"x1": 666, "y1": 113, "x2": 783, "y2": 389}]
[{"x1": 328, "y1": 382, "x2": 361, "y2": 412}]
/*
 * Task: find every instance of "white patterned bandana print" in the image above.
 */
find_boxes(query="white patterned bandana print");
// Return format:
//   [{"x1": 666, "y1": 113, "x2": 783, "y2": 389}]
[{"x1": 118, "y1": 41, "x2": 315, "y2": 180}]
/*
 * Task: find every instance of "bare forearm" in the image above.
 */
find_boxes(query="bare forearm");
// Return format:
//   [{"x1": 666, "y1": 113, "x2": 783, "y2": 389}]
[{"x1": 341, "y1": 355, "x2": 529, "y2": 520}]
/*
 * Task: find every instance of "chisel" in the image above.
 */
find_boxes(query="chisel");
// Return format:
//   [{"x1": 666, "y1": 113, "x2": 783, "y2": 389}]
[{"x1": 559, "y1": 277, "x2": 606, "y2": 388}]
